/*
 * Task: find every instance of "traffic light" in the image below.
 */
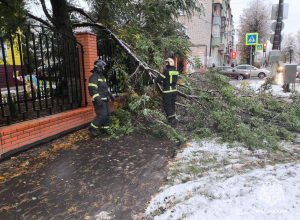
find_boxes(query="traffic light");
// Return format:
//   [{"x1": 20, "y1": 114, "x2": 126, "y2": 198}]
[
  {"x1": 231, "y1": 51, "x2": 237, "y2": 59},
  {"x1": 263, "y1": 43, "x2": 267, "y2": 52}
]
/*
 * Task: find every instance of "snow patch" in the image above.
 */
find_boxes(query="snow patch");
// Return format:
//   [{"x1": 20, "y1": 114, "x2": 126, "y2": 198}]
[
  {"x1": 95, "y1": 211, "x2": 111, "y2": 220},
  {"x1": 142, "y1": 140, "x2": 300, "y2": 220}
]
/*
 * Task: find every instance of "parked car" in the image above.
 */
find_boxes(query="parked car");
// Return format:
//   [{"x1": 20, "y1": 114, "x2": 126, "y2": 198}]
[
  {"x1": 297, "y1": 66, "x2": 300, "y2": 78},
  {"x1": 234, "y1": 65, "x2": 270, "y2": 79},
  {"x1": 216, "y1": 66, "x2": 250, "y2": 80}
]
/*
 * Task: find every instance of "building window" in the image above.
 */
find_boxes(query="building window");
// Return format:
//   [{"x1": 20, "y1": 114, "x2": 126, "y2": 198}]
[
  {"x1": 213, "y1": 5, "x2": 220, "y2": 16},
  {"x1": 0, "y1": 41, "x2": 8, "y2": 61}
]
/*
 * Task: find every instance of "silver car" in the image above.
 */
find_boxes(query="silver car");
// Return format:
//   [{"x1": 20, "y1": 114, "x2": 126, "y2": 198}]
[{"x1": 234, "y1": 65, "x2": 270, "y2": 79}]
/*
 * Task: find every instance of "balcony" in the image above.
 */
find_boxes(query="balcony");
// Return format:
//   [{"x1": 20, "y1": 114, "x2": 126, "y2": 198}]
[
  {"x1": 218, "y1": 43, "x2": 225, "y2": 51},
  {"x1": 213, "y1": 16, "x2": 221, "y2": 26},
  {"x1": 212, "y1": 37, "x2": 220, "y2": 47}
]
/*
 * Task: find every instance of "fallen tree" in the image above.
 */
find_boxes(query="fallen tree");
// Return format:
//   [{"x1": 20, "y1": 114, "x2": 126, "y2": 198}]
[
  {"x1": 71, "y1": 22, "x2": 300, "y2": 152},
  {"x1": 2, "y1": 0, "x2": 300, "y2": 151}
]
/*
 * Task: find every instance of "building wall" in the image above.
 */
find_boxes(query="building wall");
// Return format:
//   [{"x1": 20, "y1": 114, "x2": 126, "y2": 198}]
[{"x1": 177, "y1": 0, "x2": 213, "y2": 68}]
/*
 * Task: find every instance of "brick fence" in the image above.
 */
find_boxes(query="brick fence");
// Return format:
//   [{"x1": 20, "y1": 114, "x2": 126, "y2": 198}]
[{"x1": 0, "y1": 32, "x2": 125, "y2": 159}]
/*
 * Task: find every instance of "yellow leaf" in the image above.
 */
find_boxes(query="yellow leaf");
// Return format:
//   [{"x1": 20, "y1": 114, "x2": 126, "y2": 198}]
[
  {"x1": 172, "y1": 166, "x2": 175, "y2": 169},
  {"x1": 273, "y1": 166, "x2": 277, "y2": 170},
  {"x1": 232, "y1": 165, "x2": 236, "y2": 170},
  {"x1": 94, "y1": 202, "x2": 98, "y2": 207},
  {"x1": 187, "y1": 143, "x2": 191, "y2": 146},
  {"x1": 84, "y1": 216, "x2": 90, "y2": 220},
  {"x1": 0, "y1": 177, "x2": 5, "y2": 180},
  {"x1": 85, "y1": 135, "x2": 89, "y2": 139},
  {"x1": 264, "y1": 167, "x2": 267, "y2": 169},
  {"x1": 188, "y1": 191, "x2": 192, "y2": 196}
]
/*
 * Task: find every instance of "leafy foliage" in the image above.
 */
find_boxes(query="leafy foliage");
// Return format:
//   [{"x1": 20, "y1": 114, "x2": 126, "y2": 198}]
[
  {"x1": 106, "y1": 65, "x2": 300, "y2": 152},
  {"x1": 0, "y1": 0, "x2": 27, "y2": 27}
]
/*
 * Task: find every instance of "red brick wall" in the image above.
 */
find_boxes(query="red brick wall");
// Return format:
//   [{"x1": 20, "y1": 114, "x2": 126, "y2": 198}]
[{"x1": 0, "y1": 107, "x2": 95, "y2": 157}]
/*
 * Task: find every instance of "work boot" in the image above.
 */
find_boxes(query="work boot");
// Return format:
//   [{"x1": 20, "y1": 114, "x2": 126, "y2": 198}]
[
  {"x1": 89, "y1": 126, "x2": 98, "y2": 137},
  {"x1": 169, "y1": 117, "x2": 177, "y2": 126}
]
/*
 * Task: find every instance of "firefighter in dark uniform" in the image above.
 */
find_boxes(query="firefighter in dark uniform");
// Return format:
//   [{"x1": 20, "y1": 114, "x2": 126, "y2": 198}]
[
  {"x1": 88, "y1": 60, "x2": 116, "y2": 136},
  {"x1": 149, "y1": 58, "x2": 178, "y2": 125}
]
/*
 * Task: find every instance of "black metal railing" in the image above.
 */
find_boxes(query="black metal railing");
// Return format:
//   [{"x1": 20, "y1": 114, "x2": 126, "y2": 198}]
[
  {"x1": 97, "y1": 38, "x2": 120, "y2": 95},
  {"x1": 0, "y1": 25, "x2": 86, "y2": 126}
]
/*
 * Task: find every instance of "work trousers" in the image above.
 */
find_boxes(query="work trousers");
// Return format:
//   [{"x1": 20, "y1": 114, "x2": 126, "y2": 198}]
[
  {"x1": 162, "y1": 92, "x2": 177, "y2": 119},
  {"x1": 92, "y1": 101, "x2": 111, "y2": 128}
]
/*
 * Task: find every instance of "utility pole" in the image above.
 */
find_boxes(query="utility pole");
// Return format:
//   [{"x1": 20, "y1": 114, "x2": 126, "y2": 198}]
[
  {"x1": 272, "y1": 0, "x2": 284, "y2": 51},
  {"x1": 289, "y1": 49, "x2": 293, "y2": 64},
  {"x1": 270, "y1": 0, "x2": 284, "y2": 82}
]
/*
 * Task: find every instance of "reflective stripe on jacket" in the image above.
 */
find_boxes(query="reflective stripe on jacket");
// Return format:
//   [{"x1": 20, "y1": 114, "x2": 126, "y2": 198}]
[
  {"x1": 154, "y1": 66, "x2": 179, "y2": 93},
  {"x1": 88, "y1": 71, "x2": 109, "y2": 101}
]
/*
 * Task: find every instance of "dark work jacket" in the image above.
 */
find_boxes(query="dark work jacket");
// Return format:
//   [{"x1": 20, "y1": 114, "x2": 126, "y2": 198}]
[
  {"x1": 152, "y1": 66, "x2": 179, "y2": 94},
  {"x1": 88, "y1": 69, "x2": 109, "y2": 101}
]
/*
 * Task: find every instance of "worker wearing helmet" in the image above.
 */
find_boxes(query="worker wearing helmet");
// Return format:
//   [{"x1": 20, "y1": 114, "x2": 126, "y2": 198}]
[
  {"x1": 88, "y1": 60, "x2": 116, "y2": 136},
  {"x1": 149, "y1": 58, "x2": 178, "y2": 125}
]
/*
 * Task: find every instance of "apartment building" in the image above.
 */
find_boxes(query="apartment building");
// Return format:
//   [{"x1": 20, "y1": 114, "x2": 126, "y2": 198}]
[
  {"x1": 177, "y1": 0, "x2": 235, "y2": 70},
  {"x1": 211, "y1": 0, "x2": 235, "y2": 66},
  {"x1": 177, "y1": 0, "x2": 213, "y2": 71}
]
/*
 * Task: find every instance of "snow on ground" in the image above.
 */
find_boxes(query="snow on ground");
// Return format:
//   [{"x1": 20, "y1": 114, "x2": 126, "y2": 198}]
[
  {"x1": 138, "y1": 140, "x2": 300, "y2": 220},
  {"x1": 230, "y1": 79, "x2": 300, "y2": 97}
]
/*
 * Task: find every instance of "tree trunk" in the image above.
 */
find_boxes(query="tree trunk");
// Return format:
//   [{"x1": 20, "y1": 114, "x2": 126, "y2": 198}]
[{"x1": 50, "y1": 0, "x2": 74, "y2": 39}]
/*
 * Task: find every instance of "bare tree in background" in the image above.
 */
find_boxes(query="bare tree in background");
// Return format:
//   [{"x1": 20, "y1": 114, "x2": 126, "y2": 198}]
[
  {"x1": 280, "y1": 33, "x2": 300, "y2": 63},
  {"x1": 237, "y1": 0, "x2": 272, "y2": 64}
]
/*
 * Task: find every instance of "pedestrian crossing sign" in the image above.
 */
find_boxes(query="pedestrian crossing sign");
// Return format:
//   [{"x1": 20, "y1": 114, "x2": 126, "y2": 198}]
[
  {"x1": 256, "y1": 44, "x2": 263, "y2": 51},
  {"x1": 245, "y1": 33, "x2": 258, "y2": 45}
]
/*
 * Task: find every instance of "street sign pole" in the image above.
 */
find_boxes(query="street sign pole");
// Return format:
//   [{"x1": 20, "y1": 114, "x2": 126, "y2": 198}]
[
  {"x1": 245, "y1": 33, "x2": 258, "y2": 80},
  {"x1": 250, "y1": 45, "x2": 252, "y2": 66}
]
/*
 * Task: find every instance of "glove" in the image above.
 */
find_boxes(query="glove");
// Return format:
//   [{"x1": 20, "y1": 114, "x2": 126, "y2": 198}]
[
  {"x1": 109, "y1": 92, "x2": 116, "y2": 101},
  {"x1": 148, "y1": 79, "x2": 154, "y2": 86},
  {"x1": 94, "y1": 96, "x2": 103, "y2": 106}
]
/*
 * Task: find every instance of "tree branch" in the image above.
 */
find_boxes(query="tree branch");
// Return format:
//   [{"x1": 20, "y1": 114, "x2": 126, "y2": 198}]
[
  {"x1": 97, "y1": 3, "x2": 106, "y2": 22},
  {"x1": 73, "y1": 22, "x2": 157, "y2": 77},
  {"x1": 27, "y1": 13, "x2": 53, "y2": 27},
  {"x1": 67, "y1": 5, "x2": 97, "y2": 23},
  {"x1": 40, "y1": 0, "x2": 53, "y2": 22}
]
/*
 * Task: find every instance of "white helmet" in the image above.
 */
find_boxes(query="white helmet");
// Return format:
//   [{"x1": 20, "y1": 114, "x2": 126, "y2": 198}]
[{"x1": 165, "y1": 58, "x2": 174, "y2": 66}]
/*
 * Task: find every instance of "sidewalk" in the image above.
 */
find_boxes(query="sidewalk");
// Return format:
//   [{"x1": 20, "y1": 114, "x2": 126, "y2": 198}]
[{"x1": 0, "y1": 128, "x2": 180, "y2": 220}]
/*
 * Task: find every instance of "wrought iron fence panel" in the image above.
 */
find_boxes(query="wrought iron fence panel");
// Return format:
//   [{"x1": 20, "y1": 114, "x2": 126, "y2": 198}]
[{"x1": 0, "y1": 25, "x2": 86, "y2": 126}]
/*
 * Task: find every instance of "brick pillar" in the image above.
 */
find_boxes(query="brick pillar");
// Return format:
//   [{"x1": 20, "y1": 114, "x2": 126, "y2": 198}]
[
  {"x1": 173, "y1": 57, "x2": 178, "y2": 69},
  {"x1": 76, "y1": 32, "x2": 97, "y2": 106},
  {"x1": 183, "y1": 58, "x2": 187, "y2": 73}
]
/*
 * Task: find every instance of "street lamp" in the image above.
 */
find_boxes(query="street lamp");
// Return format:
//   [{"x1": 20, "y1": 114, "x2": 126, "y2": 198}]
[{"x1": 289, "y1": 49, "x2": 293, "y2": 64}]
